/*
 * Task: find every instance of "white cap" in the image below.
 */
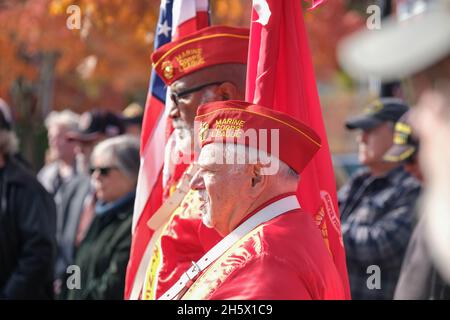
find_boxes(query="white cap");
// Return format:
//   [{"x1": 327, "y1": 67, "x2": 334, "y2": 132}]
[{"x1": 338, "y1": 0, "x2": 450, "y2": 81}]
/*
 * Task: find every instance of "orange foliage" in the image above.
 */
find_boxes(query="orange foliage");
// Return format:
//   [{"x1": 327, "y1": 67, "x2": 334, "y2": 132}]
[
  {"x1": 305, "y1": 0, "x2": 364, "y2": 80},
  {"x1": 0, "y1": 0, "x2": 363, "y2": 114}
]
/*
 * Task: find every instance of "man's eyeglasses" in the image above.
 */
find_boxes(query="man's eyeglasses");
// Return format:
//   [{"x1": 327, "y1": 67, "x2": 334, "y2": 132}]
[
  {"x1": 89, "y1": 166, "x2": 117, "y2": 176},
  {"x1": 170, "y1": 82, "x2": 224, "y2": 106}
]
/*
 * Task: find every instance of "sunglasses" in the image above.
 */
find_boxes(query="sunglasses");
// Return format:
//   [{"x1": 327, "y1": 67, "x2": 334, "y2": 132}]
[
  {"x1": 89, "y1": 166, "x2": 118, "y2": 176},
  {"x1": 170, "y1": 82, "x2": 224, "y2": 106}
]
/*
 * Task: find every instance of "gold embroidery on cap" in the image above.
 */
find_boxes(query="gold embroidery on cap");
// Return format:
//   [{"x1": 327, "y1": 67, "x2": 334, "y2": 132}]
[
  {"x1": 211, "y1": 118, "x2": 246, "y2": 138},
  {"x1": 152, "y1": 33, "x2": 249, "y2": 69},
  {"x1": 393, "y1": 122, "x2": 411, "y2": 145},
  {"x1": 394, "y1": 132, "x2": 408, "y2": 145},
  {"x1": 199, "y1": 122, "x2": 210, "y2": 142},
  {"x1": 364, "y1": 100, "x2": 384, "y2": 114},
  {"x1": 162, "y1": 61, "x2": 174, "y2": 80},
  {"x1": 395, "y1": 122, "x2": 412, "y2": 134},
  {"x1": 196, "y1": 108, "x2": 321, "y2": 147},
  {"x1": 175, "y1": 48, "x2": 205, "y2": 72}
]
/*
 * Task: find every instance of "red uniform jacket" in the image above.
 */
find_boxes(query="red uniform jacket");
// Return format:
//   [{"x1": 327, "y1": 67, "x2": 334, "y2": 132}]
[
  {"x1": 142, "y1": 189, "x2": 222, "y2": 299},
  {"x1": 181, "y1": 198, "x2": 346, "y2": 300}
]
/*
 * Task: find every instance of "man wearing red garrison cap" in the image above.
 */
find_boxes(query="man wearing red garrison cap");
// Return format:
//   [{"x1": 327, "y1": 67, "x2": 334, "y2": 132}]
[
  {"x1": 140, "y1": 26, "x2": 249, "y2": 300},
  {"x1": 158, "y1": 100, "x2": 346, "y2": 300}
]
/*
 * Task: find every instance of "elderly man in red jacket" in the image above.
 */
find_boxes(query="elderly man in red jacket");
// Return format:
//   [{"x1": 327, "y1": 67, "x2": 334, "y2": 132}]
[{"x1": 159, "y1": 100, "x2": 345, "y2": 300}]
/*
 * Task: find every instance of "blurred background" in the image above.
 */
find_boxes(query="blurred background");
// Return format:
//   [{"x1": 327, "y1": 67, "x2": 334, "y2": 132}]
[{"x1": 0, "y1": 0, "x2": 384, "y2": 179}]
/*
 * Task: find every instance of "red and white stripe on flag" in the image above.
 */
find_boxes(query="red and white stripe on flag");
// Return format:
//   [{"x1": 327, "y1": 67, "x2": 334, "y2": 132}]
[
  {"x1": 125, "y1": 0, "x2": 210, "y2": 300},
  {"x1": 246, "y1": 0, "x2": 351, "y2": 298}
]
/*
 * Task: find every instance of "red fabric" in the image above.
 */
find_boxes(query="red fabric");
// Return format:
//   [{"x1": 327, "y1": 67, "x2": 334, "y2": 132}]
[
  {"x1": 173, "y1": 11, "x2": 210, "y2": 39},
  {"x1": 140, "y1": 96, "x2": 165, "y2": 155},
  {"x1": 195, "y1": 100, "x2": 321, "y2": 174},
  {"x1": 245, "y1": 0, "x2": 350, "y2": 298},
  {"x1": 151, "y1": 26, "x2": 250, "y2": 85},
  {"x1": 181, "y1": 204, "x2": 346, "y2": 300}
]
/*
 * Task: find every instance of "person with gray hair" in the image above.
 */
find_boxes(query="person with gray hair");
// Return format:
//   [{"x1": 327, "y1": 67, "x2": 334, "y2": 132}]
[
  {"x1": 0, "y1": 99, "x2": 57, "y2": 299},
  {"x1": 38, "y1": 110, "x2": 80, "y2": 196},
  {"x1": 63, "y1": 135, "x2": 139, "y2": 300}
]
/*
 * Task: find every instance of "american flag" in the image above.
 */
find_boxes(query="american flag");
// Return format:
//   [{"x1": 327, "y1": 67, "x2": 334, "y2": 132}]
[{"x1": 125, "y1": 0, "x2": 210, "y2": 300}]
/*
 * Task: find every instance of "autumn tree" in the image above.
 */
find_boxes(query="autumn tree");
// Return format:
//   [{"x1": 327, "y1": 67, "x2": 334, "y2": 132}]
[{"x1": 0, "y1": 0, "x2": 365, "y2": 168}]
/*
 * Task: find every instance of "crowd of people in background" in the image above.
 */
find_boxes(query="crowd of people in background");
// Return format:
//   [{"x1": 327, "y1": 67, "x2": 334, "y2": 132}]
[{"x1": 0, "y1": 100, "x2": 143, "y2": 299}]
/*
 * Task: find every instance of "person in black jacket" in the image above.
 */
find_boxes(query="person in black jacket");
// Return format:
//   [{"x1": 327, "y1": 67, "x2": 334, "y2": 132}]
[{"x1": 0, "y1": 100, "x2": 57, "y2": 299}]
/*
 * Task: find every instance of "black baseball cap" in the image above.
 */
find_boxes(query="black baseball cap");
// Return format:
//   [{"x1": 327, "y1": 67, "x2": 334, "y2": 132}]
[
  {"x1": 66, "y1": 110, "x2": 125, "y2": 142},
  {"x1": 384, "y1": 111, "x2": 419, "y2": 163},
  {"x1": 121, "y1": 102, "x2": 143, "y2": 125},
  {"x1": 345, "y1": 98, "x2": 409, "y2": 130}
]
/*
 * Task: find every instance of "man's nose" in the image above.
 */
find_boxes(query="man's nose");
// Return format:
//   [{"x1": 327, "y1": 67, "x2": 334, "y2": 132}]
[
  {"x1": 358, "y1": 130, "x2": 368, "y2": 143},
  {"x1": 168, "y1": 101, "x2": 180, "y2": 119},
  {"x1": 189, "y1": 170, "x2": 205, "y2": 190},
  {"x1": 74, "y1": 144, "x2": 82, "y2": 154}
]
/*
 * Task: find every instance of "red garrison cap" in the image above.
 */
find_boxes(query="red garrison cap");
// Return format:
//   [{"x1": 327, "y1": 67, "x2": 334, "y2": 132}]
[
  {"x1": 194, "y1": 100, "x2": 322, "y2": 174},
  {"x1": 151, "y1": 25, "x2": 249, "y2": 85}
]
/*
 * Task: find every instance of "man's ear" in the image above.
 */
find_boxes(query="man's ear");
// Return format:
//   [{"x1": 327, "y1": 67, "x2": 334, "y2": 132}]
[
  {"x1": 216, "y1": 82, "x2": 238, "y2": 101},
  {"x1": 249, "y1": 163, "x2": 268, "y2": 198}
]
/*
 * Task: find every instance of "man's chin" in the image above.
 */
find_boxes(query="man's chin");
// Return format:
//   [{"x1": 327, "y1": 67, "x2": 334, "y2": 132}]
[
  {"x1": 358, "y1": 154, "x2": 371, "y2": 166},
  {"x1": 202, "y1": 212, "x2": 214, "y2": 229},
  {"x1": 174, "y1": 135, "x2": 193, "y2": 155}
]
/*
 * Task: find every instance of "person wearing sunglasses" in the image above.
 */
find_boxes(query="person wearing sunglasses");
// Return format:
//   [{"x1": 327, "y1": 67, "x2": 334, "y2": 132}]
[
  {"x1": 129, "y1": 26, "x2": 249, "y2": 300},
  {"x1": 53, "y1": 110, "x2": 126, "y2": 297},
  {"x1": 63, "y1": 135, "x2": 140, "y2": 300}
]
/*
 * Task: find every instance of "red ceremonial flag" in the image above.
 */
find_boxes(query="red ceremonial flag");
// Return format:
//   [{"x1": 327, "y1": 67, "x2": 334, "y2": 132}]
[
  {"x1": 125, "y1": 0, "x2": 210, "y2": 300},
  {"x1": 246, "y1": 0, "x2": 350, "y2": 298}
]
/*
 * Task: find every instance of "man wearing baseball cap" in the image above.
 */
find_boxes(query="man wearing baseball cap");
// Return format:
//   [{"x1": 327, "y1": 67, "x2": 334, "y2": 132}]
[
  {"x1": 128, "y1": 25, "x2": 250, "y2": 300},
  {"x1": 121, "y1": 102, "x2": 144, "y2": 137},
  {"x1": 158, "y1": 100, "x2": 345, "y2": 300},
  {"x1": 338, "y1": 0, "x2": 450, "y2": 288},
  {"x1": 339, "y1": 98, "x2": 421, "y2": 299},
  {"x1": 66, "y1": 110, "x2": 125, "y2": 174}
]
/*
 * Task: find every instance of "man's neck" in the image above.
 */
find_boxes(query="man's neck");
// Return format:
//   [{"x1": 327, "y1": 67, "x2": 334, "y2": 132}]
[
  {"x1": 228, "y1": 191, "x2": 297, "y2": 235},
  {"x1": 58, "y1": 160, "x2": 75, "y2": 178},
  {"x1": 240, "y1": 187, "x2": 297, "y2": 226},
  {"x1": 369, "y1": 162, "x2": 399, "y2": 177}
]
